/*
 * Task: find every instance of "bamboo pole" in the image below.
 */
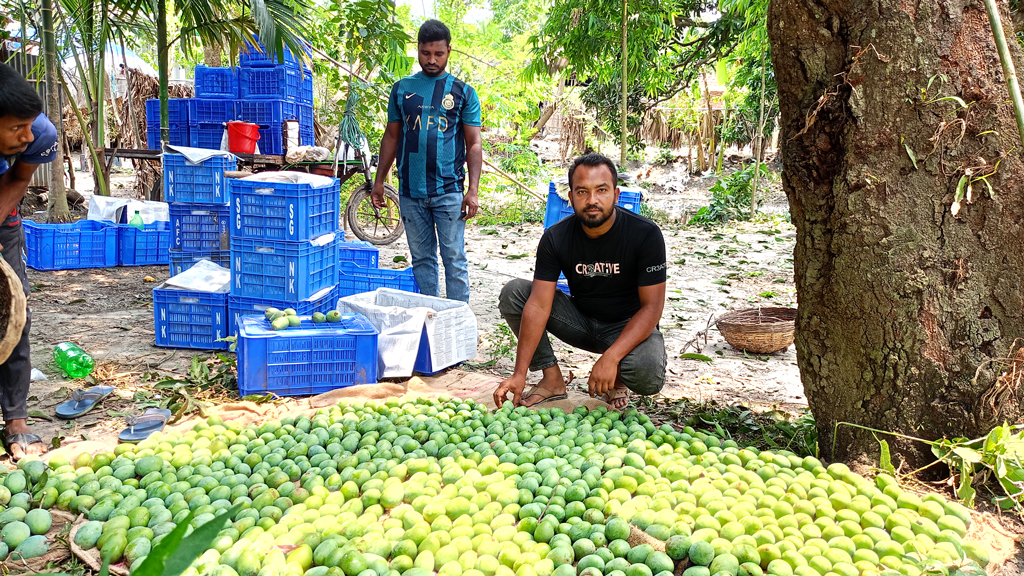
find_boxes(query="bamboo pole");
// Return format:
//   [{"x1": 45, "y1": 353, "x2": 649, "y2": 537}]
[
  {"x1": 619, "y1": 0, "x2": 628, "y2": 166},
  {"x1": 482, "y1": 158, "x2": 546, "y2": 202},
  {"x1": 750, "y1": 51, "x2": 767, "y2": 219},
  {"x1": 982, "y1": 0, "x2": 1024, "y2": 150}
]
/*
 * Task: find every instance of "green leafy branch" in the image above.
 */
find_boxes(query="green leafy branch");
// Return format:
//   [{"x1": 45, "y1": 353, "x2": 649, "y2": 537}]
[{"x1": 836, "y1": 420, "x2": 1024, "y2": 512}]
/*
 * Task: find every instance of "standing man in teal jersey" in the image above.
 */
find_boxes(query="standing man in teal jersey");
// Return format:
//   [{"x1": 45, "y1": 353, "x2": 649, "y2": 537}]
[{"x1": 372, "y1": 19, "x2": 483, "y2": 302}]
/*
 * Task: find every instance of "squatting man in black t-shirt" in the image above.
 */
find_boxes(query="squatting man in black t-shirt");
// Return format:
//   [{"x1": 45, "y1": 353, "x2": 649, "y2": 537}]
[{"x1": 492, "y1": 153, "x2": 667, "y2": 410}]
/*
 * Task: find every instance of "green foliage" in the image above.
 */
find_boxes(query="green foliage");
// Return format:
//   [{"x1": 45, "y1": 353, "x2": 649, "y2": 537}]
[
  {"x1": 690, "y1": 164, "x2": 775, "y2": 225},
  {"x1": 527, "y1": 0, "x2": 762, "y2": 147},
  {"x1": 132, "y1": 503, "x2": 243, "y2": 576},
  {"x1": 308, "y1": 0, "x2": 411, "y2": 151},
  {"x1": 932, "y1": 424, "x2": 1024, "y2": 511},
  {"x1": 638, "y1": 395, "x2": 818, "y2": 457},
  {"x1": 472, "y1": 321, "x2": 518, "y2": 367},
  {"x1": 655, "y1": 144, "x2": 675, "y2": 165},
  {"x1": 474, "y1": 140, "x2": 548, "y2": 225},
  {"x1": 843, "y1": 413, "x2": 1024, "y2": 511},
  {"x1": 142, "y1": 355, "x2": 237, "y2": 423}
]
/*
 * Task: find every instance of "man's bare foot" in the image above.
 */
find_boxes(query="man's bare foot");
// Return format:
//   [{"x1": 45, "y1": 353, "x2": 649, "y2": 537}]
[
  {"x1": 603, "y1": 385, "x2": 629, "y2": 410},
  {"x1": 522, "y1": 372, "x2": 568, "y2": 407},
  {"x1": 4, "y1": 419, "x2": 46, "y2": 460}
]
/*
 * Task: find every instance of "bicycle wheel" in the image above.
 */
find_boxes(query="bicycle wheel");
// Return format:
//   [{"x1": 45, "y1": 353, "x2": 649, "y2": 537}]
[{"x1": 346, "y1": 183, "x2": 405, "y2": 245}]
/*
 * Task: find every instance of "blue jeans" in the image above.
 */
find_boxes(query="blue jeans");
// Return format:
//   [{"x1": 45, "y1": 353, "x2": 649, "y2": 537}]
[{"x1": 399, "y1": 193, "x2": 469, "y2": 302}]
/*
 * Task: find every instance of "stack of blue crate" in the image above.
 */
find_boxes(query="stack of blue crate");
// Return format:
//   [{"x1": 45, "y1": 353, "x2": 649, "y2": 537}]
[
  {"x1": 145, "y1": 99, "x2": 190, "y2": 150},
  {"x1": 164, "y1": 153, "x2": 236, "y2": 276},
  {"x1": 236, "y1": 39, "x2": 315, "y2": 154},
  {"x1": 227, "y1": 175, "x2": 341, "y2": 336},
  {"x1": 189, "y1": 66, "x2": 240, "y2": 150}
]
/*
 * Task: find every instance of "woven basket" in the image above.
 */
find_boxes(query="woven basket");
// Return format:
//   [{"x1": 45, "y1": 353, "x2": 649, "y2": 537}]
[{"x1": 716, "y1": 307, "x2": 796, "y2": 354}]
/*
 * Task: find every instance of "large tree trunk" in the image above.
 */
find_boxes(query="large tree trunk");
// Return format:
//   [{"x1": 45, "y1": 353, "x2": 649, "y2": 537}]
[
  {"x1": 41, "y1": 0, "x2": 70, "y2": 222},
  {"x1": 769, "y1": 0, "x2": 1024, "y2": 469}
]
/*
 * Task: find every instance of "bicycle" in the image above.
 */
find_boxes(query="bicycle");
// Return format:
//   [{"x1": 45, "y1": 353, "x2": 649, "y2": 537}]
[{"x1": 280, "y1": 134, "x2": 404, "y2": 246}]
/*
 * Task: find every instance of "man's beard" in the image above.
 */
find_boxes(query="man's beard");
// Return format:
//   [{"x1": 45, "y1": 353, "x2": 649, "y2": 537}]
[{"x1": 579, "y1": 205, "x2": 613, "y2": 228}]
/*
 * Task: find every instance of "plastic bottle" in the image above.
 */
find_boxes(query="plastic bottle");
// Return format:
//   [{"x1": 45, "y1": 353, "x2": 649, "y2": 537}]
[
  {"x1": 53, "y1": 342, "x2": 94, "y2": 379},
  {"x1": 129, "y1": 210, "x2": 144, "y2": 230}
]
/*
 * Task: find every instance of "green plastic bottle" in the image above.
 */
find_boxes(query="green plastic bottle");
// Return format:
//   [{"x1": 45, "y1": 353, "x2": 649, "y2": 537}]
[
  {"x1": 53, "y1": 342, "x2": 94, "y2": 379},
  {"x1": 128, "y1": 210, "x2": 144, "y2": 230}
]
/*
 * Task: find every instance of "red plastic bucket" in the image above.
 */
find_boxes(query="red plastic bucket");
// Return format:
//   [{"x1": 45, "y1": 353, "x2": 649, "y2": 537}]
[{"x1": 227, "y1": 122, "x2": 260, "y2": 154}]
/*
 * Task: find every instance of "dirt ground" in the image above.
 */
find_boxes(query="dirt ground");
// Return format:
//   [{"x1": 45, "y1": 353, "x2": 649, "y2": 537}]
[{"x1": 15, "y1": 146, "x2": 1024, "y2": 574}]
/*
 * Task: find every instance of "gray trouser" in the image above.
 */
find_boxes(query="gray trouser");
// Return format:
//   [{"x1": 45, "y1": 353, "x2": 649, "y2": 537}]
[
  {"x1": 0, "y1": 222, "x2": 30, "y2": 421},
  {"x1": 498, "y1": 278, "x2": 666, "y2": 396}
]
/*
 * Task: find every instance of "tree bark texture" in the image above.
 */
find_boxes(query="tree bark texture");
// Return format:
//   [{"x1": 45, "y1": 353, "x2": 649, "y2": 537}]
[
  {"x1": 768, "y1": 0, "x2": 1024, "y2": 468},
  {"x1": 41, "y1": 0, "x2": 70, "y2": 222}
]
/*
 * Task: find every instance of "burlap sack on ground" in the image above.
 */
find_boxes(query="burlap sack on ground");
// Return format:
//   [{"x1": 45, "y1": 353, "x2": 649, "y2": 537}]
[
  {"x1": 2, "y1": 510, "x2": 76, "y2": 574},
  {"x1": 69, "y1": 518, "x2": 130, "y2": 576}
]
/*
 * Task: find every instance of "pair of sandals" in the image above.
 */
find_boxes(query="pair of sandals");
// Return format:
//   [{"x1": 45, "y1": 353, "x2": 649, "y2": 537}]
[
  {"x1": 522, "y1": 382, "x2": 629, "y2": 409},
  {"x1": 3, "y1": 387, "x2": 171, "y2": 456},
  {"x1": 55, "y1": 386, "x2": 171, "y2": 442}
]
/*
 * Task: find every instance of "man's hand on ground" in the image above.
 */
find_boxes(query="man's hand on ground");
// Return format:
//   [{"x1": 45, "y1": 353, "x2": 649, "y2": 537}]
[
  {"x1": 588, "y1": 355, "x2": 619, "y2": 399},
  {"x1": 493, "y1": 373, "x2": 527, "y2": 407},
  {"x1": 370, "y1": 183, "x2": 386, "y2": 209},
  {"x1": 461, "y1": 190, "x2": 479, "y2": 220}
]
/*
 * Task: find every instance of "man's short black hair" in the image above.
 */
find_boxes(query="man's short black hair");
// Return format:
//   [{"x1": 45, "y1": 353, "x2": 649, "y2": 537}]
[
  {"x1": 418, "y1": 19, "x2": 452, "y2": 46},
  {"x1": 0, "y1": 63, "x2": 43, "y2": 120},
  {"x1": 568, "y1": 153, "x2": 619, "y2": 189}
]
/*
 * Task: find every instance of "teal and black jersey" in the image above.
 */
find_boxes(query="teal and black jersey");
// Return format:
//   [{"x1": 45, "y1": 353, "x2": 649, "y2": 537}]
[{"x1": 387, "y1": 72, "x2": 482, "y2": 198}]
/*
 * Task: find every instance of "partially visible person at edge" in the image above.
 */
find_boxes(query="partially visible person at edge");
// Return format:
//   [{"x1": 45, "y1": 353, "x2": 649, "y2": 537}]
[
  {"x1": 493, "y1": 153, "x2": 667, "y2": 411},
  {"x1": 371, "y1": 19, "x2": 482, "y2": 303},
  {"x1": 0, "y1": 63, "x2": 58, "y2": 459}
]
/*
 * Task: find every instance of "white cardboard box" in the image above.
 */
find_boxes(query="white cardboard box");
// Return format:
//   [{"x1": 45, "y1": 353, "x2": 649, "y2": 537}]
[{"x1": 336, "y1": 288, "x2": 478, "y2": 378}]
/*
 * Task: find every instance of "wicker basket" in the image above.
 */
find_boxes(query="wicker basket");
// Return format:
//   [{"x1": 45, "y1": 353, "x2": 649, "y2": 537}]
[{"x1": 716, "y1": 307, "x2": 796, "y2": 354}]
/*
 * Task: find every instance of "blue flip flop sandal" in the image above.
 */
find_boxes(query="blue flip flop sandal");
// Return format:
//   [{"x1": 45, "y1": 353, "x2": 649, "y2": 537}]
[
  {"x1": 55, "y1": 386, "x2": 115, "y2": 419},
  {"x1": 118, "y1": 408, "x2": 172, "y2": 443}
]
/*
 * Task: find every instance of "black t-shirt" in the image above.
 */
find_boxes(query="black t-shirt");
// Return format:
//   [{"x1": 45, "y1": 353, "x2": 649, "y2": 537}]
[{"x1": 535, "y1": 207, "x2": 667, "y2": 322}]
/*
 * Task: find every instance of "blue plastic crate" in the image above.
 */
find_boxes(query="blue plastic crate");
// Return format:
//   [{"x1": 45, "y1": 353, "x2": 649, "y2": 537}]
[
  {"x1": 556, "y1": 281, "x2": 570, "y2": 295},
  {"x1": 187, "y1": 123, "x2": 225, "y2": 152},
  {"x1": 24, "y1": 220, "x2": 118, "y2": 271},
  {"x1": 236, "y1": 313, "x2": 378, "y2": 397},
  {"x1": 162, "y1": 153, "x2": 234, "y2": 204},
  {"x1": 231, "y1": 235, "x2": 338, "y2": 300},
  {"x1": 239, "y1": 38, "x2": 311, "y2": 69},
  {"x1": 240, "y1": 66, "x2": 302, "y2": 101},
  {"x1": 542, "y1": 191, "x2": 576, "y2": 229},
  {"x1": 168, "y1": 249, "x2": 230, "y2": 276},
  {"x1": 299, "y1": 104, "x2": 313, "y2": 129},
  {"x1": 236, "y1": 100, "x2": 301, "y2": 125},
  {"x1": 542, "y1": 188, "x2": 645, "y2": 229},
  {"x1": 146, "y1": 125, "x2": 190, "y2": 150},
  {"x1": 194, "y1": 66, "x2": 239, "y2": 99},
  {"x1": 145, "y1": 99, "x2": 190, "y2": 125},
  {"x1": 337, "y1": 261, "x2": 419, "y2": 297},
  {"x1": 338, "y1": 241, "x2": 378, "y2": 268},
  {"x1": 118, "y1": 222, "x2": 171, "y2": 266},
  {"x1": 228, "y1": 284, "x2": 337, "y2": 338},
  {"x1": 153, "y1": 283, "x2": 229, "y2": 350},
  {"x1": 188, "y1": 99, "x2": 237, "y2": 125},
  {"x1": 257, "y1": 123, "x2": 285, "y2": 155},
  {"x1": 617, "y1": 187, "x2": 643, "y2": 212},
  {"x1": 229, "y1": 177, "x2": 339, "y2": 242},
  {"x1": 300, "y1": 75, "x2": 313, "y2": 105},
  {"x1": 169, "y1": 204, "x2": 230, "y2": 251},
  {"x1": 300, "y1": 127, "x2": 314, "y2": 147}
]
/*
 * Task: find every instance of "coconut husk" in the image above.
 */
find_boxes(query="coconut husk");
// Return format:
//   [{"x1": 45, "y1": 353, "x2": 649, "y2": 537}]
[
  {"x1": 69, "y1": 518, "x2": 130, "y2": 576},
  {"x1": 1, "y1": 509, "x2": 76, "y2": 574}
]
